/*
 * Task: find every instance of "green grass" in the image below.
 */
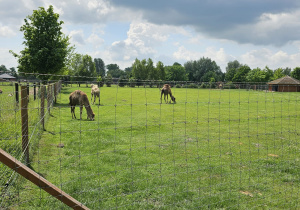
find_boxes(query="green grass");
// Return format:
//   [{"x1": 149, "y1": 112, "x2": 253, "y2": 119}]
[{"x1": 1, "y1": 85, "x2": 300, "y2": 209}]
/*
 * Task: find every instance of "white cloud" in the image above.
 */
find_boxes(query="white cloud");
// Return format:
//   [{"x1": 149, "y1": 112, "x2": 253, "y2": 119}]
[
  {"x1": 107, "y1": 22, "x2": 175, "y2": 64},
  {"x1": 240, "y1": 48, "x2": 300, "y2": 69},
  {"x1": 69, "y1": 30, "x2": 85, "y2": 46},
  {"x1": 0, "y1": 25, "x2": 16, "y2": 37},
  {"x1": 224, "y1": 9, "x2": 300, "y2": 46},
  {"x1": 173, "y1": 46, "x2": 234, "y2": 70},
  {"x1": 87, "y1": 33, "x2": 104, "y2": 48}
]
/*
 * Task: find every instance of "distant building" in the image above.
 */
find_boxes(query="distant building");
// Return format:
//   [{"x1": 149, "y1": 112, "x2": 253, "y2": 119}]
[
  {"x1": 268, "y1": 75, "x2": 300, "y2": 92},
  {"x1": 0, "y1": 73, "x2": 16, "y2": 81}
]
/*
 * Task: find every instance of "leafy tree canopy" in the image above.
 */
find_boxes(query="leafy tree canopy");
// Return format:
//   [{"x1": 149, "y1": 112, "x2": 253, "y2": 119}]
[
  {"x1": 232, "y1": 65, "x2": 251, "y2": 82},
  {"x1": 70, "y1": 54, "x2": 96, "y2": 81},
  {"x1": 272, "y1": 68, "x2": 285, "y2": 80},
  {"x1": 166, "y1": 63, "x2": 188, "y2": 81},
  {"x1": 11, "y1": 5, "x2": 72, "y2": 81},
  {"x1": 94, "y1": 58, "x2": 105, "y2": 77},
  {"x1": 184, "y1": 57, "x2": 223, "y2": 82},
  {"x1": 291, "y1": 67, "x2": 300, "y2": 80}
]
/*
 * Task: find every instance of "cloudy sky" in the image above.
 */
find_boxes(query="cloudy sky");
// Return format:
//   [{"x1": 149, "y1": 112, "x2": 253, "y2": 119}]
[{"x1": 1, "y1": 0, "x2": 300, "y2": 72}]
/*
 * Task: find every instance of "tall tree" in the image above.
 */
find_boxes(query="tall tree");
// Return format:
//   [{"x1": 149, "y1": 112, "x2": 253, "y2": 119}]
[
  {"x1": 262, "y1": 66, "x2": 273, "y2": 82},
  {"x1": 124, "y1": 67, "x2": 132, "y2": 78},
  {"x1": 246, "y1": 67, "x2": 266, "y2": 82},
  {"x1": 10, "y1": 67, "x2": 18, "y2": 78},
  {"x1": 106, "y1": 64, "x2": 119, "y2": 72},
  {"x1": 71, "y1": 54, "x2": 96, "y2": 81},
  {"x1": 283, "y1": 67, "x2": 291, "y2": 76},
  {"x1": 184, "y1": 57, "x2": 223, "y2": 82},
  {"x1": 232, "y1": 65, "x2": 251, "y2": 82},
  {"x1": 225, "y1": 60, "x2": 242, "y2": 81},
  {"x1": 11, "y1": 6, "x2": 71, "y2": 81},
  {"x1": 131, "y1": 58, "x2": 148, "y2": 80},
  {"x1": 273, "y1": 68, "x2": 284, "y2": 80},
  {"x1": 291, "y1": 67, "x2": 300, "y2": 80},
  {"x1": 147, "y1": 58, "x2": 158, "y2": 80},
  {"x1": 94, "y1": 58, "x2": 105, "y2": 77},
  {"x1": 166, "y1": 63, "x2": 187, "y2": 81},
  {"x1": 0, "y1": 65, "x2": 8, "y2": 73},
  {"x1": 156, "y1": 61, "x2": 165, "y2": 80}
]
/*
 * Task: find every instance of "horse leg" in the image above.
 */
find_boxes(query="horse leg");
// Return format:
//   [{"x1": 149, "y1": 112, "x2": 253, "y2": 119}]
[
  {"x1": 80, "y1": 105, "x2": 83, "y2": 120},
  {"x1": 71, "y1": 106, "x2": 75, "y2": 119}
]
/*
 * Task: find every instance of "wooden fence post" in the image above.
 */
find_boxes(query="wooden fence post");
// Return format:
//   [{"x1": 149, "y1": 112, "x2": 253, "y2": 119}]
[
  {"x1": 41, "y1": 85, "x2": 45, "y2": 130},
  {"x1": 21, "y1": 85, "x2": 29, "y2": 165}
]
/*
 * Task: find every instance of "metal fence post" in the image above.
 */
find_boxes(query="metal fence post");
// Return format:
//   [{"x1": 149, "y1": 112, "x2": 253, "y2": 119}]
[
  {"x1": 21, "y1": 85, "x2": 29, "y2": 165},
  {"x1": 41, "y1": 85, "x2": 45, "y2": 130}
]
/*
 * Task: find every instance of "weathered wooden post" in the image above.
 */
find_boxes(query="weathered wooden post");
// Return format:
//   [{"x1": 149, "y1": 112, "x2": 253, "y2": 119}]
[
  {"x1": 41, "y1": 85, "x2": 45, "y2": 130},
  {"x1": 21, "y1": 85, "x2": 29, "y2": 165}
]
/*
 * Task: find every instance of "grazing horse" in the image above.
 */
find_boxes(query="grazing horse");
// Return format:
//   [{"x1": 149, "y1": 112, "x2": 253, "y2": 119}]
[
  {"x1": 69, "y1": 90, "x2": 95, "y2": 121},
  {"x1": 160, "y1": 84, "x2": 176, "y2": 104}
]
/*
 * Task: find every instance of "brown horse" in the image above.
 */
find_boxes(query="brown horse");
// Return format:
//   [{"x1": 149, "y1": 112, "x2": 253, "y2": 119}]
[
  {"x1": 160, "y1": 84, "x2": 176, "y2": 104},
  {"x1": 69, "y1": 90, "x2": 95, "y2": 120}
]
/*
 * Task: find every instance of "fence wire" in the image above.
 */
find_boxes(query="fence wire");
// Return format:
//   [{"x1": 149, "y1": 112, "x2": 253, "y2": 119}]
[{"x1": 1, "y1": 79, "x2": 300, "y2": 209}]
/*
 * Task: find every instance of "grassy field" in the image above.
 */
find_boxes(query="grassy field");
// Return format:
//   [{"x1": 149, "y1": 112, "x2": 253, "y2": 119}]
[{"x1": 1, "y1": 84, "x2": 300, "y2": 209}]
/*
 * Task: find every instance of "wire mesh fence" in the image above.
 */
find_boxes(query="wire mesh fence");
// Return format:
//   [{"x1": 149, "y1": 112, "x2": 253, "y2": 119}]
[{"x1": 1, "y1": 78, "x2": 300, "y2": 209}]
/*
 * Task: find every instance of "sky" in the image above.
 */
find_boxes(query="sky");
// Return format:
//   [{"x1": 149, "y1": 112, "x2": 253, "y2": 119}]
[{"x1": 1, "y1": 0, "x2": 300, "y2": 72}]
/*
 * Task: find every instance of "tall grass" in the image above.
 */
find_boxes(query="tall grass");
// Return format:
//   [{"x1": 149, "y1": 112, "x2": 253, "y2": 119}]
[{"x1": 2, "y1": 85, "x2": 300, "y2": 209}]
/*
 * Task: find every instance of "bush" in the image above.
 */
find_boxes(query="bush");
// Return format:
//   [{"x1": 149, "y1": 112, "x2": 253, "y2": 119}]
[
  {"x1": 209, "y1": 82, "x2": 216, "y2": 89},
  {"x1": 175, "y1": 84, "x2": 182, "y2": 88},
  {"x1": 129, "y1": 78, "x2": 136, "y2": 87},
  {"x1": 200, "y1": 83, "x2": 207, "y2": 88},
  {"x1": 188, "y1": 83, "x2": 198, "y2": 88},
  {"x1": 224, "y1": 81, "x2": 236, "y2": 89},
  {"x1": 105, "y1": 75, "x2": 112, "y2": 87},
  {"x1": 118, "y1": 77, "x2": 127, "y2": 87}
]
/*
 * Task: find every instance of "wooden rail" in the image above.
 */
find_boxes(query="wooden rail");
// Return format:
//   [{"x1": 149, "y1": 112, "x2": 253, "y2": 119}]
[{"x1": 0, "y1": 148, "x2": 89, "y2": 210}]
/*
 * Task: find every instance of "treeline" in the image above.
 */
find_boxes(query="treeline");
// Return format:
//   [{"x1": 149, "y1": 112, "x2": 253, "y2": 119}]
[
  {"x1": 3, "y1": 55, "x2": 300, "y2": 84},
  {"x1": 62, "y1": 54, "x2": 300, "y2": 83}
]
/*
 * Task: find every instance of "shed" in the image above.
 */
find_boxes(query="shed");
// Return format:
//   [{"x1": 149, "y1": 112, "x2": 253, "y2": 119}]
[
  {"x1": 0, "y1": 73, "x2": 16, "y2": 81},
  {"x1": 268, "y1": 75, "x2": 300, "y2": 92}
]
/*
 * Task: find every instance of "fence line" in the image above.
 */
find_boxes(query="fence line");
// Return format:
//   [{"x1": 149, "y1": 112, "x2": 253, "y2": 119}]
[{"x1": 1, "y1": 79, "x2": 300, "y2": 209}]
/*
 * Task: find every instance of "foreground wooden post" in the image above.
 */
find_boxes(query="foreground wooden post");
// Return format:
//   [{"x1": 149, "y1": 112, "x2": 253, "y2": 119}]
[
  {"x1": 21, "y1": 86, "x2": 29, "y2": 165},
  {"x1": 0, "y1": 149, "x2": 89, "y2": 210}
]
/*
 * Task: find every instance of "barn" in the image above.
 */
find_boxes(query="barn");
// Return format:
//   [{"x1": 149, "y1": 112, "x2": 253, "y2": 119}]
[
  {"x1": 268, "y1": 75, "x2": 300, "y2": 92},
  {"x1": 0, "y1": 73, "x2": 16, "y2": 81}
]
